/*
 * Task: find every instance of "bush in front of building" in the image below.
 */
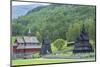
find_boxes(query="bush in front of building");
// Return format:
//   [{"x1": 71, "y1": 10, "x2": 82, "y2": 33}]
[
  {"x1": 32, "y1": 53, "x2": 40, "y2": 58},
  {"x1": 52, "y1": 39, "x2": 66, "y2": 52}
]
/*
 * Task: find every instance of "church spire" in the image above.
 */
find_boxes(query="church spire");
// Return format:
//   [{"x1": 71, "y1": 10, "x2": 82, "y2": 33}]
[{"x1": 28, "y1": 28, "x2": 31, "y2": 36}]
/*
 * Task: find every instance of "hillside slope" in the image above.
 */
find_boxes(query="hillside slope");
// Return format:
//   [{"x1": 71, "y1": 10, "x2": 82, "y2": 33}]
[{"x1": 12, "y1": 4, "x2": 96, "y2": 42}]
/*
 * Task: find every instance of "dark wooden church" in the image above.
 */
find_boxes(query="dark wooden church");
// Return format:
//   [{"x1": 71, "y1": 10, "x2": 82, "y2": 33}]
[
  {"x1": 40, "y1": 35, "x2": 52, "y2": 55},
  {"x1": 73, "y1": 25, "x2": 94, "y2": 53}
]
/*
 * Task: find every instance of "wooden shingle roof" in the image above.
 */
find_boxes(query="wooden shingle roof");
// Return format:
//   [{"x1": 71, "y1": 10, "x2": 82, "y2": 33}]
[
  {"x1": 17, "y1": 44, "x2": 41, "y2": 49},
  {"x1": 16, "y1": 36, "x2": 39, "y2": 44},
  {"x1": 23, "y1": 36, "x2": 39, "y2": 43},
  {"x1": 16, "y1": 37, "x2": 24, "y2": 43}
]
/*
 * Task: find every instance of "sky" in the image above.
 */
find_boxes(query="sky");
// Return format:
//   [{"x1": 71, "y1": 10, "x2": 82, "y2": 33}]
[{"x1": 12, "y1": 1, "x2": 50, "y2": 6}]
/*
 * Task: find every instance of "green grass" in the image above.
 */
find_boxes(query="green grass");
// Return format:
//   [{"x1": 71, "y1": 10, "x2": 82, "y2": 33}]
[{"x1": 12, "y1": 58, "x2": 95, "y2": 66}]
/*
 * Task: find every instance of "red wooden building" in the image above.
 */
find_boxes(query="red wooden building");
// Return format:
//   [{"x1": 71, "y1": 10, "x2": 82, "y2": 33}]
[{"x1": 12, "y1": 36, "x2": 41, "y2": 59}]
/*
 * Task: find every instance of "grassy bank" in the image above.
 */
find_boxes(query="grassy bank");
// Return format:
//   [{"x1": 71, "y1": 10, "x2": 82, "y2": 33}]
[{"x1": 12, "y1": 58, "x2": 95, "y2": 66}]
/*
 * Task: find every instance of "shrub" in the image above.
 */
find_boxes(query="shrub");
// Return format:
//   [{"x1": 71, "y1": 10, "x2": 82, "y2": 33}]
[
  {"x1": 32, "y1": 53, "x2": 40, "y2": 58},
  {"x1": 52, "y1": 39, "x2": 65, "y2": 51}
]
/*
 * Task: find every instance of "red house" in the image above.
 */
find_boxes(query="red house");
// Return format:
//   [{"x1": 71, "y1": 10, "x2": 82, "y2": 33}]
[{"x1": 12, "y1": 36, "x2": 41, "y2": 59}]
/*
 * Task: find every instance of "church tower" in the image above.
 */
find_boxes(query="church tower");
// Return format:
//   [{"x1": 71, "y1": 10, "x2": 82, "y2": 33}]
[{"x1": 28, "y1": 28, "x2": 32, "y2": 36}]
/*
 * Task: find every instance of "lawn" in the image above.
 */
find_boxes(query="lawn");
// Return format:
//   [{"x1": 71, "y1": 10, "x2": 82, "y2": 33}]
[{"x1": 12, "y1": 58, "x2": 95, "y2": 66}]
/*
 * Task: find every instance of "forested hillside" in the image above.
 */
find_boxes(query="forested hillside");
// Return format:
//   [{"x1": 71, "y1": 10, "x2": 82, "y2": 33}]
[{"x1": 12, "y1": 4, "x2": 96, "y2": 42}]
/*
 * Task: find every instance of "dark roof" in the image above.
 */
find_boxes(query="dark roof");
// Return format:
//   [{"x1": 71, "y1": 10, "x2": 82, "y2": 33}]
[{"x1": 16, "y1": 36, "x2": 39, "y2": 44}]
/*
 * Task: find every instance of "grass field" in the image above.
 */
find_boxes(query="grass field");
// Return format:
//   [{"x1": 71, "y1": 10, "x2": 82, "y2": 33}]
[{"x1": 12, "y1": 58, "x2": 95, "y2": 66}]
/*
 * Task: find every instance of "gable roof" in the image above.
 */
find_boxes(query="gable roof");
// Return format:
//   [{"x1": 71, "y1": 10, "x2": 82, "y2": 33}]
[
  {"x1": 15, "y1": 36, "x2": 39, "y2": 44},
  {"x1": 16, "y1": 37, "x2": 24, "y2": 43},
  {"x1": 24, "y1": 36, "x2": 39, "y2": 43}
]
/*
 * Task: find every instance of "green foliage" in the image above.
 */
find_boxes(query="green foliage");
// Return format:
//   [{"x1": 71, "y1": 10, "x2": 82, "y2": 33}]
[
  {"x1": 32, "y1": 53, "x2": 40, "y2": 58},
  {"x1": 51, "y1": 43, "x2": 58, "y2": 53},
  {"x1": 12, "y1": 37, "x2": 16, "y2": 44},
  {"x1": 52, "y1": 39, "x2": 65, "y2": 51},
  {"x1": 66, "y1": 22, "x2": 81, "y2": 41},
  {"x1": 84, "y1": 18, "x2": 96, "y2": 40},
  {"x1": 12, "y1": 4, "x2": 96, "y2": 42},
  {"x1": 35, "y1": 31, "x2": 42, "y2": 42},
  {"x1": 89, "y1": 39, "x2": 96, "y2": 49}
]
